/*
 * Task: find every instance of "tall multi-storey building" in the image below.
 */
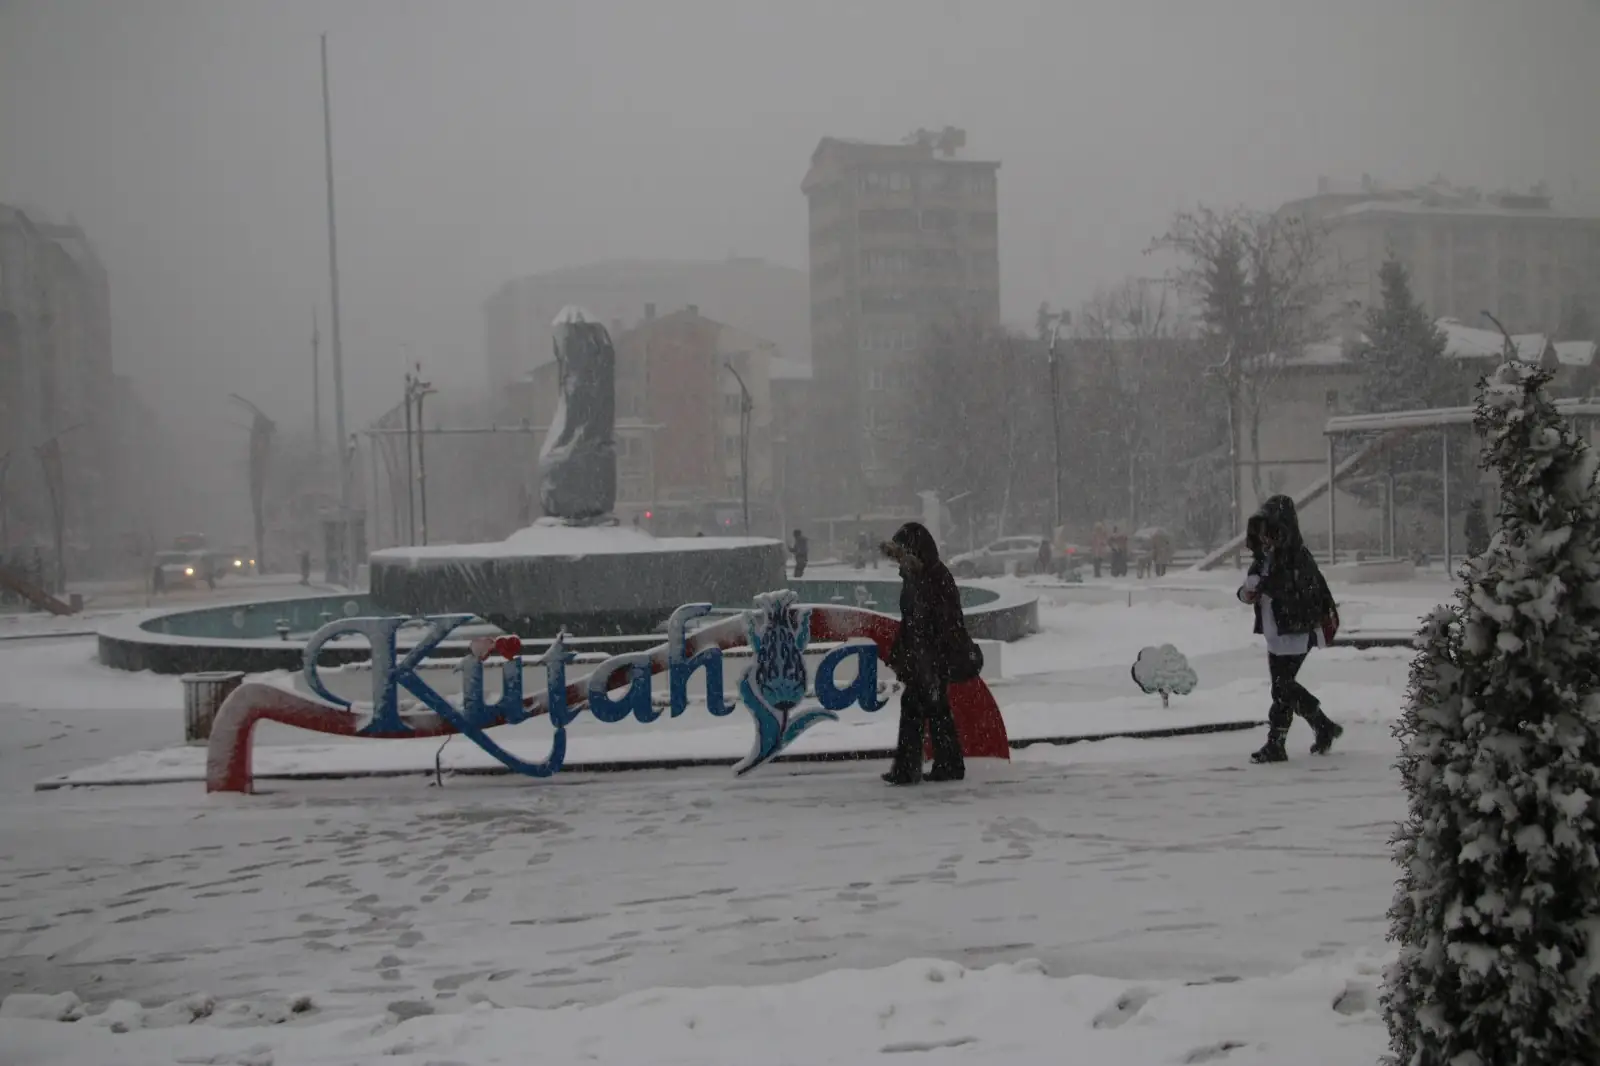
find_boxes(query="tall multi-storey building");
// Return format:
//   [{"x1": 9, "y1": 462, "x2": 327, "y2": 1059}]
[
  {"x1": 1281, "y1": 177, "x2": 1600, "y2": 336},
  {"x1": 0, "y1": 205, "x2": 119, "y2": 578},
  {"x1": 802, "y1": 128, "x2": 1001, "y2": 515}
]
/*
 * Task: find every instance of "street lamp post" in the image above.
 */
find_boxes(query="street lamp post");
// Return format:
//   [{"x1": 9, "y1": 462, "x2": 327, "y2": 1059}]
[
  {"x1": 1046, "y1": 312, "x2": 1069, "y2": 533},
  {"x1": 229, "y1": 395, "x2": 276, "y2": 575},
  {"x1": 414, "y1": 373, "x2": 435, "y2": 546},
  {"x1": 402, "y1": 372, "x2": 417, "y2": 545},
  {"x1": 724, "y1": 362, "x2": 753, "y2": 536}
]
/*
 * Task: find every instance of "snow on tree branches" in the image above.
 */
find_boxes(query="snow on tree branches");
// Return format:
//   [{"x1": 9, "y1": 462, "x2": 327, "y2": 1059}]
[{"x1": 1382, "y1": 360, "x2": 1600, "y2": 1066}]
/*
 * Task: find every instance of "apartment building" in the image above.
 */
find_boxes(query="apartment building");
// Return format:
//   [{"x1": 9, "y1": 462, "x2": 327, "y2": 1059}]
[
  {"x1": 802, "y1": 128, "x2": 1001, "y2": 514},
  {"x1": 1282, "y1": 177, "x2": 1600, "y2": 335}
]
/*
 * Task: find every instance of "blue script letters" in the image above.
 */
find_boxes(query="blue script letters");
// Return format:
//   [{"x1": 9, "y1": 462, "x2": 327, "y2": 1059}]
[{"x1": 300, "y1": 594, "x2": 890, "y2": 780}]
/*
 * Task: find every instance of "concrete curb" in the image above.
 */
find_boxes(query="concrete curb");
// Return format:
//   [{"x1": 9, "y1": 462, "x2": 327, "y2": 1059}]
[{"x1": 34, "y1": 719, "x2": 1264, "y2": 791}]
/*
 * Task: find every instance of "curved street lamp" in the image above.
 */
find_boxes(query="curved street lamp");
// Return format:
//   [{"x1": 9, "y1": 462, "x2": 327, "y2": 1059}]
[{"x1": 724, "y1": 362, "x2": 753, "y2": 536}]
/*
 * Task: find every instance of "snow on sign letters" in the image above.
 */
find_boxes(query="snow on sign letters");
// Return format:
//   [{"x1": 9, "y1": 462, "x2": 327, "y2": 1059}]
[
  {"x1": 299, "y1": 590, "x2": 888, "y2": 779},
  {"x1": 1131, "y1": 644, "x2": 1197, "y2": 708}
]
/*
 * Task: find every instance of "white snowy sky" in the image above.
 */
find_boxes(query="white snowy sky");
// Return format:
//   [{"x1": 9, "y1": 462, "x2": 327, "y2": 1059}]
[{"x1": 2, "y1": 0, "x2": 1597, "y2": 439}]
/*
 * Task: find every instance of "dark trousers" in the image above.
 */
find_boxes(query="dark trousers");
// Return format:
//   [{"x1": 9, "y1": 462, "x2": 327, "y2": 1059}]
[
  {"x1": 793, "y1": 557, "x2": 807, "y2": 578},
  {"x1": 1267, "y1": 652, "x2": 1327, "y2": 732},
  {"x1": 890, "y1": 678, "x2": 963, "y2": 775}
]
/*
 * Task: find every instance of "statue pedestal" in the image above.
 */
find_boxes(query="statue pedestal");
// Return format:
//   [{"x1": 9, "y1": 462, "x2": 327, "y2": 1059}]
[{"x1": 369, "y1": 524, "x2": 785, "y2": 637}]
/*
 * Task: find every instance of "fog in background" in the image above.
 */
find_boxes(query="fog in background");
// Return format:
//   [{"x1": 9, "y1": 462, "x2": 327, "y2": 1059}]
[{"x1": 2, "y1": 0, "x2": 1597, "y2": 535}]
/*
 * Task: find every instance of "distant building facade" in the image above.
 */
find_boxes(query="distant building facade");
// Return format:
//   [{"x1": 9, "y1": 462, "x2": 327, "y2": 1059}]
[
  {"x1": 1282, "y1": 177, "x2": 1600, "y2": 336},
  {"x1": 802, "y1": 128, "x2": 1001, "y2": 515},
  {"x1": 482, "y1": 258, "x2": 809, "y2": 392},
  {"x1": 0, "y1": 206, "x2": 119, "y2": 578},
  {"x1": 1240, "y1": 318, "x2": 1598, "y2": 552}
]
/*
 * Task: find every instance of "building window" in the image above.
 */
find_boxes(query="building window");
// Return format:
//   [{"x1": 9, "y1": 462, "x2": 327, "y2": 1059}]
[
  {"x1": 862, "y1": 169, "x2": 911, "y2": 192},
  {"x1": 867, "y1": 369, "x2": 885, "y2": 391},
  {"x1": 921, "y1": 208, "x2": 958, "y2": 232},
  {"x1": 968, "y1": 210, "x2": 998, "y2": 234},
  {"x1": 919, "y1": 169, "x2": 948, "y2": 192},
  {"x1": 723, "y1": 435, "x2": 740, "y2": 455}
]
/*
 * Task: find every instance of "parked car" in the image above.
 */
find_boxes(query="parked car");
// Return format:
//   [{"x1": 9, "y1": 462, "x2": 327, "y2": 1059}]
[{"x1": 949, "y1": 535, "x2": 1047, "y2": 578}]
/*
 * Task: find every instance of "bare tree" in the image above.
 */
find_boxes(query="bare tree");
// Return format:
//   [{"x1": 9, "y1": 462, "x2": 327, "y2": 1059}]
[
  {"x1": 1151, "y1": 206, "x2": 1341, "y2": 537},
  {"x1": 906, "y1": 318, "x2": 1051, "y2": 540}
]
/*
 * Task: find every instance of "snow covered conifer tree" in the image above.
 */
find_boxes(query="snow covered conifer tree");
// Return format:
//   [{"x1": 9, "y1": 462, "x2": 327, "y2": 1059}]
[{"x1": 1383, "y1": 360, "x2": 1600, "y2": 1065}]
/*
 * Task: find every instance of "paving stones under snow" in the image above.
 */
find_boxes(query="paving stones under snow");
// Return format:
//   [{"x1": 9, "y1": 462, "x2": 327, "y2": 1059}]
[{"x1": 1, "y1": 954, "x2": 1389, "y2": 1065}]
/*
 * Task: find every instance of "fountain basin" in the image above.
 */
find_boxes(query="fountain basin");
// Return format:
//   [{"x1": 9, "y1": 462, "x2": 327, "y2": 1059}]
[{"x1": 368, "y1": 523, "x2": 786, "y2": 637}]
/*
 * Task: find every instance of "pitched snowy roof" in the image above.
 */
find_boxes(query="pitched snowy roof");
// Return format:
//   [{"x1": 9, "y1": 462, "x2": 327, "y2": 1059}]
[{"x1": 1279, "y1": 318, "x2": 1595, "y2": 369}]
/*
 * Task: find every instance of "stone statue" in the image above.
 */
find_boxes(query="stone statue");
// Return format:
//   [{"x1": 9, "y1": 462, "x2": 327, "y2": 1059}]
[{"x1": 539, "y1": 307, "x2": 617, "y2": 522}]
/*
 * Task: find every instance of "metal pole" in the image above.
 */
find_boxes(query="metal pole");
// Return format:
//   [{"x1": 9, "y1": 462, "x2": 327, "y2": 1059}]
[
  {"x1": 1326, "y1": 437, "x2": 1336, "y2": 566},
  {"x1": 321, "y1": 34, "x2": 354, "y2": 587},
  {"x1": 312, "y1": 307, "x2": 322, "y2": 459},
  {"x1": 417, "y1": 388, "x2": 430, "y2": 546},
  {"x1": 725, "y1": 362, "x2": 752, "y2": 536},
  {"x1": 1441, "y1": 430, "x2": 1451, "y2": 573},
  {"x1": 367, "y1": 436, "x2": 381, "y2": 549},
  {"x1": 1047, "y1": 320, "x2": 1065, "y2": 532},
  {"x1": 0, "y1": 451, "x2": 10, "y2": 552},
  {"x1": 403, "y1": 374, "x2": 416, "y2": 545}
]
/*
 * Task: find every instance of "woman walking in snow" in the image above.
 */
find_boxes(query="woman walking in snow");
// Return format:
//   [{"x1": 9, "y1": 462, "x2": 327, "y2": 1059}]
[
  {"x1": 881, "y1": 522, "x2": 974, "y2": 785},
  {"x1": 1238, "y1": 496, "x2": 1343, "y2": 764}
]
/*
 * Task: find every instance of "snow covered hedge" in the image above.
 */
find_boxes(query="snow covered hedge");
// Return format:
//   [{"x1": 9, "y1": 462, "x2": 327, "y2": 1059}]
[{"x1": 1383, "y1": 361, "x2": 1600, "y2": 1066}]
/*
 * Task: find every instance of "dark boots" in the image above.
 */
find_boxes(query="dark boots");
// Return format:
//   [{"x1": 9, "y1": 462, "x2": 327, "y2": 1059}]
[
  {"x1": 883, "y1": 710, "x2": 924, "y2": 785},
  {"x1": 883, "y1": 687, "x2": 965, "y2": 785},
  {"x1": 1250, "y1": 728, "x2": 1288, "y2": 764},
  {"x1": 1250, "y1": 701, "x2": 1342, "y2": 763},
  {"x1": 926, "y1": 702, "x2": 965, "y2": 781}
]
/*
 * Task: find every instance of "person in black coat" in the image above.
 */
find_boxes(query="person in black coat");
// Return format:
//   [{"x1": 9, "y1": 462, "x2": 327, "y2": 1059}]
[
  {"x1": 789, "y1": 529, "x2": 809, "y2": 578},
  {"x1": 1463, "y1": 498, "x2": 1490, "y2": 557},
  {"x1": 1238, "y1": 495, "x2": 1343, "y2": 764},
  {"x1": 881, "y1": 521, "x2": 969, "y2": 785}
]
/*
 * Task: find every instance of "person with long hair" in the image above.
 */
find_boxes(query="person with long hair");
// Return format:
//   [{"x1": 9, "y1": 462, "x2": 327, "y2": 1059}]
[{"x1": 1238, "y1": 496, "x2": 1343, "y2": 763}]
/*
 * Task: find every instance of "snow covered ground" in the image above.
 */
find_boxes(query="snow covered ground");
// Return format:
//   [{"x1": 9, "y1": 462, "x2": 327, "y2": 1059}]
[{"x1": 0, "y1": 574, "x2": 1448, "y2": 1065}]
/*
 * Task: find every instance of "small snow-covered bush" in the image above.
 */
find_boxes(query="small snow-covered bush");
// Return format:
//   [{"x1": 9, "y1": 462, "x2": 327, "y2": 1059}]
[
  {"x1": 1131, "y1": 644, "x2": 1197, "y2": 708},
  {"x1": 1383, "y1": 362, "x2": 1600, "y2": 1066}
]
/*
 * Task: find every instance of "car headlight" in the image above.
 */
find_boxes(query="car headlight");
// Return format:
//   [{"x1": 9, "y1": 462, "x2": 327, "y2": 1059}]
[
  {"x1": 183, "y1": 567, "x2": 194, "y2": 576},
  {"x1": 234, "y1": 559, "x2": 243, "y2": 567}
]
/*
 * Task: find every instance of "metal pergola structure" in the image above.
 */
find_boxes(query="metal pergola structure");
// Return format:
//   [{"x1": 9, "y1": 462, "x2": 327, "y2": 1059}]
[{"x1": 1322, "y1": 399, "x2": 1600, "y2": 570}]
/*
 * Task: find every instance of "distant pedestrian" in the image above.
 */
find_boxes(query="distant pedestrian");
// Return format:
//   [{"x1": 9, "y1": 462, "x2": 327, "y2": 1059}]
[
  {"x1": 1108, "y1": 525, "x2": 1129, "y2": 578},
  {"x1": 1151, "y1": 528, "x2": 1174, "y2": 578},
  {"x1": 1090, "y1": 521, "x2": 1108, "y2": 578},
  {"x1": 1035, "y1": 537, "x2": 1052, "y2": 577},
  {"x1": 299, "y1": 549, "x2": 311, "y2": 586},
  {"x1": 881, "y1": 522, "x2": 976, "y2": 785},
  {"x1": 1238, "y1": 496, "x2": 1343, "y2": 764},
  {"x1": 1464, "y1": 498, "x2": 1490, "y2": 557},
  {"x1": 855, "y1": 530, "x2": 871, "y2": 570},
  {"x1": 152, "y1": 563, "x2": 166, "y2": 596},
  {"x1": 790, "y1": 529, "x2": 809, "y2": 578}
]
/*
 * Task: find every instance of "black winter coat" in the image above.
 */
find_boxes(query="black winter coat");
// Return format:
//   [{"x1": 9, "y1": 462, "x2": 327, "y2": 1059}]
[
  {"x1": 886, "y1": 523, "x2": 971, "y2": 688},
  {"x1": 1244, "y1": 495, "x2": 1335, "y2": 637}
]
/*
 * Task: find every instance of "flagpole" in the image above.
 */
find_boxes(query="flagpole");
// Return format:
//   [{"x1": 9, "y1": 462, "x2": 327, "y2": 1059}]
[
  {"x1": 311, "y1": 306, "x2": 322, "y2": 459},
  {"x1": 321, "y1": 33, "x2": 355, "y2": 586}
]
